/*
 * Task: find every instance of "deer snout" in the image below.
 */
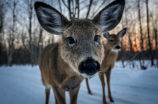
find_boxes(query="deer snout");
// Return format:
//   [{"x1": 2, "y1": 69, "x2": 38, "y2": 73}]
[
  {"x1": 115, "y1": 46, "x2": 121, "y2": 50},
  {"x1": 79, "y1": 57, "x2": 100, "y2": 77}
]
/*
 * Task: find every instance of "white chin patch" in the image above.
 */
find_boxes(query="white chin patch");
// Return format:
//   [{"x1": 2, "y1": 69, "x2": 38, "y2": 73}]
[
  {"x1": 81, "y1": 73, "x2": 96, "y2": 78},
  {"x1": 111, "y1": 49, "x2": 120, "y2": 52}
]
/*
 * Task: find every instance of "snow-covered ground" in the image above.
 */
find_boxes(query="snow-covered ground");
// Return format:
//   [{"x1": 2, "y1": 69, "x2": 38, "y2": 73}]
[{"x1": 0, "y1": 62, "x2": 158, "y2": 104}]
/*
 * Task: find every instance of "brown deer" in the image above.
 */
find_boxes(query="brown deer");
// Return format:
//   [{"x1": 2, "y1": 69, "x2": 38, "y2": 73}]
[
  {"x1": 86, "y1": 28, "x2": 127, "y2": 104},
  {"x1": 34, "y1": 0, "x2": 125, "y2": 104}
]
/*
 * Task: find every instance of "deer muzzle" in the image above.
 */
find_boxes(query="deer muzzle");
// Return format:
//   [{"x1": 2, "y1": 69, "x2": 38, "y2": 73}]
[
  {"x1": 115, "y1": 45, "x2": 121, "y2": 49},
  {"x1": 79, "y1": 57, "x2": 100, "y2": 77}
]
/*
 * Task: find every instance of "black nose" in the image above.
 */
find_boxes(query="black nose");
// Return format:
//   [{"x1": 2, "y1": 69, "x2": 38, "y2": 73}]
[
  {"x1": 115, "y1": 46, "x2": 121, "y2": 49},
  {"x1": 79, "y1": 57, "x2": 100, "y2": 76}
]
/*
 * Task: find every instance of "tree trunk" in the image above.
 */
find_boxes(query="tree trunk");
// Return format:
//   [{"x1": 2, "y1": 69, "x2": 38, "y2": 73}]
[
  {"x1": 137, "y1": 0, "x2": 144, "y2": 68},
  {"x1": 86, "y1": 0, "x2": 93, "y2": 19},
  {"x1": 146, "y1": 0, "x2": 154, "y2": 66},
  {"x1": 37, "y1": 27, "x2": 43, "y2": 64},
  {"x1": 154, "y1": 28, "x2": 158, "y2": 68},
  {"x1": 58, "y1": 0, "x2": 62, "y2": 13},
  {"x1": 7, "y1": 0, "x2": 17, "y2": 66},
  {"x1": 68, "y1": 0, "x2": 72, "y2": 19},
  {"x1": 76, "y1": 0, "x2": 79, "y2": 19},
  {"x1": 28, "y1": 0, "x2": 34, "y2": 66}
]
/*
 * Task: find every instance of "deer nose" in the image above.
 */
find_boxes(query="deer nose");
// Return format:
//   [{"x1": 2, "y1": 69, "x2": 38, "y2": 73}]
[
  {"x1": 115, "y1": 46, "x2": 121, "y2": 49},
  {"x1": 79, "y1": 57, "x2": 100, "y2": 76}
]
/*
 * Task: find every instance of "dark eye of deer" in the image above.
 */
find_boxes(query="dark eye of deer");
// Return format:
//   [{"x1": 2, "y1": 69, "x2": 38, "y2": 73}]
[
  {"x1": 94, "y1": 35, "x2": 100, "y2": 42},
  {"x1": 110, "y1": 40, "x2": 114, "y2": 42},
  {"x1": 67, "y1": 37, "x2": 75, "y2": 44}
]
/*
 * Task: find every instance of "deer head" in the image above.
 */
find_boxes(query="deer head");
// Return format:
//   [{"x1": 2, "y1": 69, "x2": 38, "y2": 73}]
[
  {"x1": 104, "y1": 28, "x2": 127, "y2": 52},
  {"x1": 35, "y1": 0, "x2": 125, "y2": 78}
]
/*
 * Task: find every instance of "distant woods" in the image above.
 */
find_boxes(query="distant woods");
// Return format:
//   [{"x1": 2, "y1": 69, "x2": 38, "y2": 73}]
[{"x1": 0, "y1": 0, "x2": 157, "y2": 68}]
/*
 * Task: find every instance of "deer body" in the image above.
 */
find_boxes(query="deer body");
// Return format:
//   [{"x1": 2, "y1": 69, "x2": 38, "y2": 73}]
[
  {"x1": 86, "y1": 28, "x2": 127, "y2": 104},
  {"x1": 101, "y1": 41, "x2": 119, "y2": 73},
  {"x1": 39, "y1": 43, "x2": 83, "y2": 104},
  {"x1": 35, "y1": 0, "x2": 125, "y2": 104},
  {"x1": 39, "y1": 43, "x2": 83, "y2": 90}
]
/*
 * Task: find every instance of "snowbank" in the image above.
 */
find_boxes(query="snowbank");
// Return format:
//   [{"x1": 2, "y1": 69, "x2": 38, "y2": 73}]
[{"x1": 0, "y1": 62, "x2": 158, "y2": 104}]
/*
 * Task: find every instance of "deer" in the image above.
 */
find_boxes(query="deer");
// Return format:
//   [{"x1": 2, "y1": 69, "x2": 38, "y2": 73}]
[
  {"x1": 34, "y1": 0, "x2": 125, "y2": 104},
  {"x1": 86, "y1": 28, "x2": 127, "y2": 104}
]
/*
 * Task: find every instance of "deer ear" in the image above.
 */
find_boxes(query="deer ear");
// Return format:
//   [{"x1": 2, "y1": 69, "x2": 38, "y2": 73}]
[
  {"x1": 34, "y1": 2, "x2": 69, "y2": 35},
  {"x1": 103, "y1": 32, "x2": 109, "y2": 39},
  {"x1": 92, "y1": 0, "x2": 125, "y2": 33},
  {"x1": 118, "y1": 28, "x2": 127, "y2": 38}
]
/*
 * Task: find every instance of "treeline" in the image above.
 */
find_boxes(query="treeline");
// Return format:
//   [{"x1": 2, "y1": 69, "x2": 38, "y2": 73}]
[
  {"x1": 0, "y1": 43, "x2": 40, "y2": 66},
  {"x1": 0, "y1": 0, "x2": 158, "y2": 68},
  {"x1": 0, "y1": 44, "x2": 157, "y2": 67}
]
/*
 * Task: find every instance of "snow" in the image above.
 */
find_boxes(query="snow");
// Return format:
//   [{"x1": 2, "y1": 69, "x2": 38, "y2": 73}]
[{"x1": 0, "y1": 63, "x2": 158, "y2": 104}]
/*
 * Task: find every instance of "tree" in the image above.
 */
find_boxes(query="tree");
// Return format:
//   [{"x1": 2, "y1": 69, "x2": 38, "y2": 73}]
[
  {"x1": 137, "y1": 0, "x2": 145, "y2": 68},
  {"x1": 25, "y1": 0, "x2": 34, "y2": 66},
  {"x1": 6, "y1": 0, "x2": 18, "y2": 66},
  {"x1": 146, "y1": 0, "x2": 154, "y2": 66},
  {"x1": 0, "y1": 0, "x2": 8, "y2": 65}
]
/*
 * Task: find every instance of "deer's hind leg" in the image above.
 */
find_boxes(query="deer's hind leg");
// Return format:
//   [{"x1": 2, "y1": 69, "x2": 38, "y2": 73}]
[
  {"x1": 55, "y1": 96, "x2": 58, "y2": 104},
  {"x1": 85, "y1": 78, "x2": 92, "y2": 95},
  {"x1": 99, "y1": 74, "x2": 107, "y2": 104}
]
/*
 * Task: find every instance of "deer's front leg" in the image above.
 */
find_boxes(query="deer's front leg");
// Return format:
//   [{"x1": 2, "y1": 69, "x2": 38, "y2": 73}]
[
  {"x1": 52, "y1": 86, "x2": 66, "y2": 104},
  {"x1": 45, "y1": 88, "x2": 50, "y2": 104},
  {"x1": 69, "y1": 84, "x2": 80, "y2": 104}
]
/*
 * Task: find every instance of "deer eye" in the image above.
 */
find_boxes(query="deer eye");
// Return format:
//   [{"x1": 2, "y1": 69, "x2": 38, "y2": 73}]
[
  {"x1": 94, "y1": 35, "x2": 100, "y2": 42},
  {"x1": 110, "y1": 40, "x2": 114, "y2": 42},
  {"x1": 67, "y1": 37, "x2": 75, "y2": 44}
]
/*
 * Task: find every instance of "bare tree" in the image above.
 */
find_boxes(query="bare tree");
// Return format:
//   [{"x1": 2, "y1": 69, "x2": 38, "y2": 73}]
[
  {"x1": 86, "y1": 0, "x2": 93, "y2": 18},
  {"x1": 33, "y1": 25, "x2": 44, "y2": 65},
  {"x1": 25, "y1": 0, "x2": 34, "y2": 66},
  {"x1": 150, "y1": 6, "x2": 158, "y2": 68},
  {"x1": 154, "y1": 28, "x2": 158, "y2": 68},
  {"x1": 58, "y1": 0, "x2": 62, "y2": 13},
  {"x1": 137, "y1": 0, "x2": 145, "y2": 68},
  {"x1": 146, "y1": 0, "x2": 154, "y2": 66},
  {"x1": 38, "y1": 27, "x2": 43, "y2": 59},
  {"x1": 0, "y1": 0, "x2": 8, "y2": 65},
  {"x1": 6, "y1": 0, "x2": 18, "y2": 66},
  {"x1": 61, "y1": 0, "x2": 107, "y2": 20},
  {"x1": 0, "y1": 0, "x2": 7, "y2": 33},
  {"x1": 67, "y1": 0, "x2": 80, "y2": 19}
]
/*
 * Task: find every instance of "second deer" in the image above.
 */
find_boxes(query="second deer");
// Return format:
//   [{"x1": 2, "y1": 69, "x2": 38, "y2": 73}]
[{"x1": 86, "y1": 28, "x2": 127, "y2": 104}]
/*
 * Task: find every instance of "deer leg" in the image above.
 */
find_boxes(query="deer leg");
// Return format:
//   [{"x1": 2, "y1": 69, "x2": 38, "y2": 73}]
[
  {"x1": 99, "y1": 74, "x2": 107, "y2": 104},
  {"x1": 105, "y1": 68, "x2": 114, "y2": 102},
  {"x1": 52, "y1": 86, "x2": 66, "y2": 104},
  {"x1": 45, "y1": 88, "x2": 50, "y2": 104},
  {"x1": 85, "y1": 78, "x2": 92, "y2": 95},
  {"x1": 55, "y1": 97, "x2": 58, "y2": 104},
  {"x1": 69, "y1": 85, "x2": 80, "y2": 104}
]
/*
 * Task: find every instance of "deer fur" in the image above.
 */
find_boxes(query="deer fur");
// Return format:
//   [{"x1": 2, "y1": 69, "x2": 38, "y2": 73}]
[
  {"x1": 34, "y1": 0, "x2": 125, "y2": 104},
  {"x1": 86, "y1": 28, "x2": 127, "y2": 104}
]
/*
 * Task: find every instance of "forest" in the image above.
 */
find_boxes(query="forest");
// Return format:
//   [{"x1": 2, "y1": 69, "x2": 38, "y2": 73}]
[{"x1": 0, "y1": 0, "x2": 157, "y2": 69}]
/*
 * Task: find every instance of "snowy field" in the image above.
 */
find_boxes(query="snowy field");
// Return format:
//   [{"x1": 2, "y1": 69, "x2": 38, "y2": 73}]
[{"x1": 0, "y1": 62, "x2": 158, "y2": 104}]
